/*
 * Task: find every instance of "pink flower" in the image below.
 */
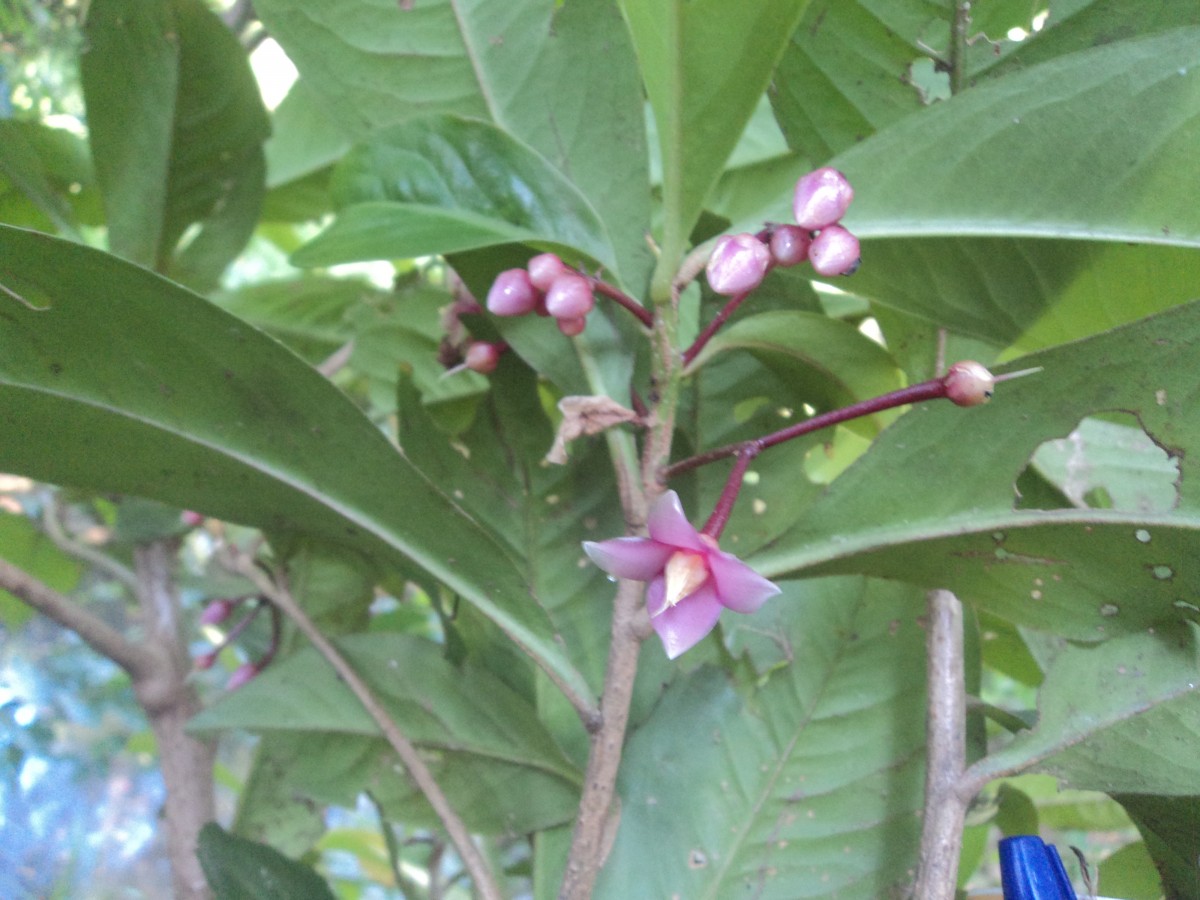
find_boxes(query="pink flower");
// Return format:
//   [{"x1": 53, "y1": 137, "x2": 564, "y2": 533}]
[{"x1": 583, "y1": 491, "x2": 780, "y2": 658}]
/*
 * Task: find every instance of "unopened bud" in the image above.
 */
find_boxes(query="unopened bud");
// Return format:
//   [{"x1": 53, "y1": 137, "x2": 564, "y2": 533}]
[
  {"x1": 545, "y1": 273, "x2": 595, "y2": 319},
  {"x1": 706, "y1": 233, "x2": 771, "y2": 296},
  {"x1": 486, "y1": 269, "x2": 538, "y2": 317},
  {"x1": 768, "y1": 225, "x2": 811, "y2": 268},
  {"x1": 556, "y1": 316, "x2": 587, "y2": 337},
  {"x1": 200, "y1": 598, "x2": 236, "y2": 626},
  {"x1": 808, "y1": 225, "x2": 861, "y2": 276},
  {"x1": 793, "y1": 167, "x2": 854, "y2": 229},
  {"x1": 226, "y1": 662, "x2": 259, "y2": 691},
  {"x1": 944, "y1": 361, "x2": 996, "y2": 407},
  {"x1": 527, "y1": 253, "x2": 567, "y2": 292},
  {"x1": 464, "y1": 341, "x2": 502, "y2": 374}
]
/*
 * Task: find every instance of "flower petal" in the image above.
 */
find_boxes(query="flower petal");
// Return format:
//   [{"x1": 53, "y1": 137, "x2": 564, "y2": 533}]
[
  {"x1": 650, "y1": 583, "x2": 723, "y2": 659},
  {"x1": 646, "y1": 490, "x2": 703, "y2": 551},
  {"x1": 645, "y1": 576, "x2": 668, "y2": 618},
  {"x1": 583, "y1": 538, "x2": 672, "y2": 581},
  {"x1": 707, "y1": 550, "x2": 781, "y2": 613}
]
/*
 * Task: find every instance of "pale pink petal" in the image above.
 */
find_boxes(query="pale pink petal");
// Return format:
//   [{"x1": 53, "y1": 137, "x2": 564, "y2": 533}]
[
  {"x1": 707, "y1": 551, "x2": 781, "y2": 613},
  {"x1": 645, "y1": 576, "x2": 668, "y2": 618},
  {"x1": 646, "y1": 490, "x2": 703, "y2": 551},
  {"x1": 650, "y1": 583, "x2": 723, "y2": 659},
  {"x1": 583, "y1": 538, "x2": 673, "y2": 581}
]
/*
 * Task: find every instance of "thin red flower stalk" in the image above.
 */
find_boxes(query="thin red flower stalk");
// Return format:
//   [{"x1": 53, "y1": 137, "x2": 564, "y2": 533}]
[
  {"x1": 669, "y1": 365, "x2": 1039, "y2": 530},
  {"x1": 576, "y1": 270, "x2": 654, "y2": 328},
  {"x1": 199, "y1": 596, "x2": 264, "y2": 659}
]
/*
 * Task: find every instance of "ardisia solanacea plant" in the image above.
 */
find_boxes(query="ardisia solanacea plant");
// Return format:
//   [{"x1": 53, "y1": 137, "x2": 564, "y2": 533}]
[{"x1": 2, "y1": 3, "x2": 1200, "y2": 899}]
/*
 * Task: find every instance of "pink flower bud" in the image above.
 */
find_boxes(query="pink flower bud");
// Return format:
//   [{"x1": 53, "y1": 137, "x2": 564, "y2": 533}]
[
  {"x1": 808, "y1": 225, "x2": 861, "y2": 276},
  {"x1": 226, "y1": 662, "x2": 259, "y2": 691},
  {"x1": 768, "y1": 225, "x2": 811, "y2": 267},
  {"x1": 200, "y1": 598, "x2": 235, "y2": 626},
  {"x1": 527, "y1": 253, "x2": 567, "y2": 292},
  {"x1": 486, "y1": 268, "x2": 538, "y2": 317},
  {"x1": 194, "y1": 650, "x2": 218, "y2": 671},
  {"x1": 706, "y1": 233, "x2": 771, "y2": 296},
  {"x1": 944, "y1": 361, "x2": 996, "y2": 407},
  {"x1": 545, "y1": 273, "x2": 595, "y2": 319},
  {"x1": 557, "y1": 316, "x2": 587, "y2": 337},
  {"x1": 793, "y1": 167, "x2": 854, "y2": 229},
  {"x1": 464, "y1": 341, "x2": 502, "y2": 374},
  {"x1": 181, "y1": 510, "x2": 205, "y2": 527}
]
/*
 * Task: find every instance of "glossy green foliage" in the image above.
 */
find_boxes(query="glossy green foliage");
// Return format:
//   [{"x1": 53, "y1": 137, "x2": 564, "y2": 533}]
[{"x1": 3, "y1": 0, "x2": 1200, "y2": 897}]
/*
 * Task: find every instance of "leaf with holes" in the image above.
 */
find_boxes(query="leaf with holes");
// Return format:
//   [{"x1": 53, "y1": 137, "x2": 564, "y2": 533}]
[{"x1": 750, "y1": 300, "x2": 1200, "y2": 640}]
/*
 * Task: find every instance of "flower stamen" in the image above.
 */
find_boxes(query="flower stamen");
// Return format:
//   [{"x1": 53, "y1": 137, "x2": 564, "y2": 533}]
[{"x1": 663, "y1": 551, "x2": 708, "y2": 608}]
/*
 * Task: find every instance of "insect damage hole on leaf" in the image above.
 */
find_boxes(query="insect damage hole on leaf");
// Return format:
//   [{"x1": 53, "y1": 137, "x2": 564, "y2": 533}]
[{"x1": 1013, "y1": 413, "x2": 1180, "y2": 513}]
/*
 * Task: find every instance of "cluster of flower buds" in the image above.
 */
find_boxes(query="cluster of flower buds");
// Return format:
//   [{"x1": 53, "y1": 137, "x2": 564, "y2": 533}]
[
  {"x1": 487, "y1": 253, "x2": 597, "y2": 337},
  {"x1": 195, "y1": 594, "x2": 279, "y2": 690},
  {"x1": 705, "y1": 167, "x2": 861, "y2": 296}
]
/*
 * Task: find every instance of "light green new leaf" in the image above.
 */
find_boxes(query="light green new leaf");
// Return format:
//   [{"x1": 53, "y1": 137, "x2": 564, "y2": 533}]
[
  {"x1": 254, "y1": 0, "x2": 652, "y2": 288},
  {"x1": 293, "y1": 116, "x2": 616, "y2": 271},
  {"x1": 617, "y1": 0, "x2": 811, "y2": 268},
  {"x1": 0, "y1": 225, "x2": 593, "y2": 709},
  {"x1": 751, "y1": 300, "x2": 1200, "y2": 641},
  {"x1": 190, "y1": 634, "x2": 582, "y2": 834},
  {"x1": 597, "y1": 577, "x2": 927, "y2": 899},
  {"x1": 0, "y1": 511, "x2": 81, "y2": 628}
]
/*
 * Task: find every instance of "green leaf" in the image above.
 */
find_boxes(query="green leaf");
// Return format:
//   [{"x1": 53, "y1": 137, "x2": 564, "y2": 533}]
[
  {"x1": 838, "y1": 28, "x2": 1200, "y2": 245},
  {"x1": 294, "y1": 116, "x2": 615, "y2": 271},
  {"x1": 752, "y1": 301, "x2": 1200, "y2": 640},
  {"x1": 198, "y1": 822, "x2": 336, "y2": 900},
  {"x1": 254, "y1": 0, "x2": 652, "y2": 288},
  {"x1": 977, "y1": 623, "x2": 1200, "y2": 794},
  {"x1": 596, "y1": 577, "x2": 927, "y2": 898},
  {"x1": 770, "y1": 0, "x2": 938, "y2": 161},
  {"x1": 0, "y1": 121, "x2": 90, "y2": 237},
  {"x1": 231, "y1": 734, "x2": 327, "y2": 857},
  {"x1": 0, "y1": 225, "x2": 593, "y2": 709},
  {"x1": 189, "y1": 634, "x2": 582, "y2": 834},
  {"x1": 81, "y1": 0, "x2": 269, "y2": 288},
  {"x1": 689, "y1": 310, "x2": 903, "y2": 433},
  {"x1": 1114, "y1": 796, "x2": 1200, "y2": 900},
  {"x1": 80, "y1": 0, "x2": 177, "y2": 266},
  {"x1": 1094, "y1": 840, "x2": 1164, "y2": 900},
  {"x1": 617, "y1": 0, "x2": 812, "y2": 267}
]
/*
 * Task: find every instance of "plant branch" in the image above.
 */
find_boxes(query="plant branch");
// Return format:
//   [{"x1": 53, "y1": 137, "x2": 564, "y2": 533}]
[
  {"x1": 912, "y1": 588, "x2": 968, "y2": 900},
  {"x1": 228, "y1": 552, "x2": 504, "y2": 900},
  {"x1": 42, "y1": 494, "x2": 140, "y2": 593},
  {"x1": 0, "y1": 556, "x2": 155, "y2": 678},
  {"x1": 559, "y1": 578, "x2": 646, "y2": 900}
]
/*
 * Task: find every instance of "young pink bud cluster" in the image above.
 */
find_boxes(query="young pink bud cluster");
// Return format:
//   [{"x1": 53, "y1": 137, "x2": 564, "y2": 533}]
[
  {"x1": 791, "y1": 167, "x2": 860, "y2": 277},
  {"x1": 486, "y1": 253, "x2": 597, "y2": 338}
]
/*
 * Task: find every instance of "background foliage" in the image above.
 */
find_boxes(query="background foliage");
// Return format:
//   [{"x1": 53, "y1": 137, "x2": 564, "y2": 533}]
[{"x1": 2, "y1": 0, "x2": 1199, "y2": 897}]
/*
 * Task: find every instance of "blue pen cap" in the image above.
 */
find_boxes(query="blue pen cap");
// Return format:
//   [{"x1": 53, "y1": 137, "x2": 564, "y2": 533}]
[{"x1": 999, "y1": 835, "x2": 1078, "y2": 900}]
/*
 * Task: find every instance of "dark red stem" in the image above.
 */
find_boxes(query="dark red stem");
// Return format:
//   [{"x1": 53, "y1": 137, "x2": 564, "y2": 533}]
[
  {"x1": 664, "y1": 377, "x2": 950, "y2": 480},
  {"x1": 580, "y1": 271, "x2": 654, "y2": 328},
  {"x1": 701, "y1": 450, "x2": 756, "y2": 539}
]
